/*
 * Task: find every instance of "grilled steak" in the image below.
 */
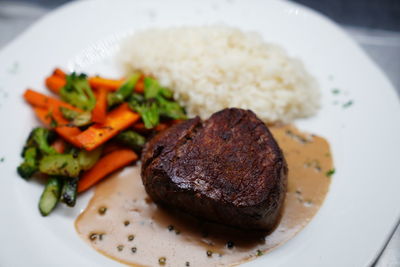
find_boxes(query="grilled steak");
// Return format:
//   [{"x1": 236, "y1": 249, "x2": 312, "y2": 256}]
[{"x1": 141, "y1": 108, "x2": 288, "y2": 231}]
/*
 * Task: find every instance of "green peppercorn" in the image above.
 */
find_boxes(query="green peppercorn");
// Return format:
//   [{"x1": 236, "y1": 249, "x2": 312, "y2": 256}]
[
  {"x1": 206, "y1": 250, "x2": 213, "y2": 257},
  {"x1": 98, "y1": 206, "x2": 107, "y2": 215},
  {"x1": 159, "y1": 257, "x2": 166, "y2": 265},
  {"x1": 128, "y1": 234, "x2": 135, "y2": 241},
  {"x1": 117, "y1": 245, "x2": 124, "y2": 252},
  {"x1": 124, "y1": 220, "x2": 130, "y2": 226},
  {"x1": 131, "y1": 247, "x2": 137, "y2": 253},
  {"x1": 89, "y1": 233, "x2": 97, "y2": 241}
]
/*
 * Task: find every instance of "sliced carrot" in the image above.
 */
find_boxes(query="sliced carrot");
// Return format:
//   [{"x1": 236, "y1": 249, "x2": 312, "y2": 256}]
[
  {"x1": 33, "y1": 107, "x2": 82, "y2": 147},
  {"x1": 45, "y1": 75, "x2": 66, "y2": 94},
  {"x1": 89, "y1": 77, "x2": 124, "y2": 91},
  {"x1": 25, "y1": 89, "x2": 83, "y2": 146},
  {"x1": 77, "y1": 149, "x2": 138, "y2": 193},
  {"x1": 53, "y1": 68, "x2": 66, "y2": 79},
  {"x1": 76, "y1": 103, "x2": 140, "y2": 151},
  {"x1": 91, "y1": 88, "x2": 108, "y2": 123},
  {"x1": 134, "y1": 75, "x2": 145, "y2": 94},
  {"x1": 24, "y1": 89, "x2": 82, "y2": 112},
  {"x1": 51, "y1": 138, "x2": 66, "y2": 154}
]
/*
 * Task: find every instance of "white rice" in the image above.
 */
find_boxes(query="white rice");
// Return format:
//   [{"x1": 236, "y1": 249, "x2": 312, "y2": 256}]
[{"x1": 119, "y1": 26, "x2": 320, "y2": 123}]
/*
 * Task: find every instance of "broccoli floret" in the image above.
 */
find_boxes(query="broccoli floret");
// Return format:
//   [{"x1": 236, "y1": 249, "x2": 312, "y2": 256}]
[
  {"x1": 128, "y1": 77, "x2": 186, "y2": 128},
  {"x1": 129, "y1": 98, "x2": 160, "y2": 129},
  {"x1": 17, "y1": 147, "x2": 38, "y2": 179},
  {"x1": 59, "y1": 107, "x2": 92, "y2": 127},
  {"x1": 17, "y1": 127, "x2": 57, "y2": 179},
  {"x1": 59, "y1": 107, "x2": 80, "y2": 121},
  {"x1": 32, "y1": 128, "x2": 57, "y2": 155},
  {"x1": 157, "y1": 96, "x2": 186, "y2": 120},
  {"x1": 60, "y1": 72, "x2": 96, "y2": 111},
  {"x1": 108, "y1": 73, "x2": 141, "y2": 107},
  {"x1": 143, "y1": 77, "x2": 173, "y2": 99}
]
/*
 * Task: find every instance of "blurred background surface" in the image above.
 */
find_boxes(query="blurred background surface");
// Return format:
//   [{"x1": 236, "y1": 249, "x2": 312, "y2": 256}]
[{"x1": 0, "y1": 0, "x2": 399, "y2": 266}]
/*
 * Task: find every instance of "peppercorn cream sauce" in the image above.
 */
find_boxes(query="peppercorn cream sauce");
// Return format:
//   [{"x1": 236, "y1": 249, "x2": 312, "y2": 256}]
[{"x1": 75, "y1": 125, "x2": 333, "y2": 266}]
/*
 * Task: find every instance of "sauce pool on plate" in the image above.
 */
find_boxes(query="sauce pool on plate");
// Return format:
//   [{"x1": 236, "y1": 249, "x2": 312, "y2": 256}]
[{"x1": 75, "y1": 125, "x2": 333, "y2": 266}]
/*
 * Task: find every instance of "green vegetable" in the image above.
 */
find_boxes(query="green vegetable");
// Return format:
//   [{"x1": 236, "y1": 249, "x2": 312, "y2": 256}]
[
  {"x1": 39, "y1": 154, "x2": 80, "y2": 177},
  {"x1": 157, "y1": 96, "x2": 186, "y2": 120},
  {"x1": 39, "y1": 176, "x2": 62, "y2": 216},
  {"x1": 60, "y1": 177, "x2": 78, "y2": 207},
  {"x1": 32, "y1": 128, "x2": 57, "y2": 155},
  {"x1": 108, "y1": 73, "x2": 141, "y2": 107},
  {"x1": 48, "y1": 112, "x2": 58, "y2": 128},
  {"x1": 128, "y1": 77, "x2": 186, "y2": 129},
  {"x1": 134, "y1": 101, "x2": 160, "y2": 129},
  {"x1": 116, "y1": 130, "x2": 146, "y2": 153},
  {"x1": 17, "y1": 127, "x2": 57, "y2": 179},
  {"x1": 60, "y1": 72, "x2": 96, "y2": 111},
  {"x1": 143, "y1": 77, "x2": 173, "y2": 99},
  {"x1": 72, "y1": 112, "x2": 92, "y2": 127},
  {"x1": 60, "y1": 107, "x2": 91, "y2": 126},
  {"x1": 326, "y1": 168, "x2": 335, "y2": 177},
  {"x1": 77, "y1": 146, "x2": 102, "y2": 171},
  {"x1": 59, "y1": 107, "x2": 80, "y2": 121},
  {"x1": 17, "y1": 147, "x2": 38, "y2": 179},
  {"x1": 128, "y1": 93, "x2": 160, "y2": 128}
]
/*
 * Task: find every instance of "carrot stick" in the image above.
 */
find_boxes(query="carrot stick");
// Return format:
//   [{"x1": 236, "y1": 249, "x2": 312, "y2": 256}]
[
  {"x1": 76, "y1": 103, "x2": 140, "y2": 151},
  {"x1": 77, "y1": 149, "x2": 138, "y2": 193},
  {"x1": 89, "y1": 77, "x2": 124, "y2": 91},
  {"x1": 45, "y1": 75, "x2": 66, "y2": 94},
  {"x1": 33, "y1": 107, "x2": 82, "y2": 147},
  {"x1": 24, "y1": 89, "x2": 82, "y2": 112},
  {"x1": 25, "y1": 89, "x2": 84, "y2": 147},
  {"x1": 53, "y1": 68, "x2": 66, "y2": 79},
  {"x1": 51, "y1": 138, "x2": 66, "y2": 153},
  {"x1": 91, "y1": 88, "x2": 108, "y2": 123}
]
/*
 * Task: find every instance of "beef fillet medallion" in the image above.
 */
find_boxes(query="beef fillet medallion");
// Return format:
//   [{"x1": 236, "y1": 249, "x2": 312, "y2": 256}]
[{"x1": 141, "y1": 108, "x2": 288, "y2": 232}]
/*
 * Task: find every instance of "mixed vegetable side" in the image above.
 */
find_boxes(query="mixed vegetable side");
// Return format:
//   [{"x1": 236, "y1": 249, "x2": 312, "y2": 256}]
[{"x1": 19, "y1": 68, "x2": 186, "y2": 216}]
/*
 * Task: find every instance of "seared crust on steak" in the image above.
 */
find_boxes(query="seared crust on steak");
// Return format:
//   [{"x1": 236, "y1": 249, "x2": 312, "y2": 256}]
[{"x1": 141, "y1": 108, "x2": 287, "y2": 231}]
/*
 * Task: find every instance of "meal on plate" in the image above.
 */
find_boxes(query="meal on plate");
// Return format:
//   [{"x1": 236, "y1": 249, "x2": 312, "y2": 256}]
[{"x1": 18, "y1": 26, "x2": 334, "y2": 266}]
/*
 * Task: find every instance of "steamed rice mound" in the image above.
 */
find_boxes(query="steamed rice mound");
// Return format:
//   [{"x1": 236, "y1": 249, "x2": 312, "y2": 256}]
[{"x1": 119, "y1": 26, "x2": 320, "y2": 123}]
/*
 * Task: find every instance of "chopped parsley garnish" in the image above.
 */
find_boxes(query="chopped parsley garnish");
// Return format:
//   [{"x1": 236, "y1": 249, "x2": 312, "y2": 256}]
[
  {"x1": 331, "y1": 88, "x2": 340, "y2": 94},
  {"x1": 342, "y1": 100, "x2": 353, "y2": 108},
  {"x1": 326, "y1": 168, "x2": 335, "y2": 177}
]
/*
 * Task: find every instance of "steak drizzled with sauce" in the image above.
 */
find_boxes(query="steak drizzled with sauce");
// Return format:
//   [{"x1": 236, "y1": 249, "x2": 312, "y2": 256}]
[{"x1": 141, "y1": 108, "x2": 288, "y2": 231}]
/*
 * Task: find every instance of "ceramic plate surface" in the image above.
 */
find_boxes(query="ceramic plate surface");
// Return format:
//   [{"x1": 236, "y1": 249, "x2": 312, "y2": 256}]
[{"x1": 0, "y1": 0, "x2": 399, "y2": 266}]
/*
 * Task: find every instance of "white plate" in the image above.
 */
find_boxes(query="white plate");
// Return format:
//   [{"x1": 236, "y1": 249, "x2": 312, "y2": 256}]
[{"x1": 0, "y1": 0, "x2": 399, "y2": 266}]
